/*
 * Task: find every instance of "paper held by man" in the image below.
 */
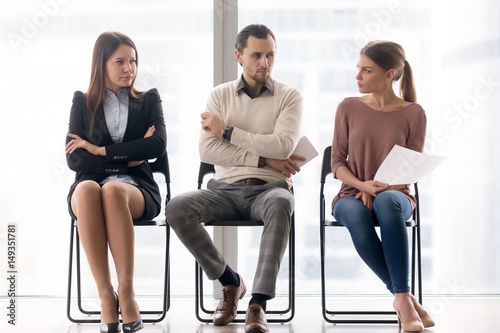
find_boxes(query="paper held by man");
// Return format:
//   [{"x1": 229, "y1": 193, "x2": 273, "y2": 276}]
[
  {"x1": 374, "y1": 145, "x2": 447, "y2": 186},
  {"x1": 292, "y1": 136, "x2": 318, "y2": 167}
]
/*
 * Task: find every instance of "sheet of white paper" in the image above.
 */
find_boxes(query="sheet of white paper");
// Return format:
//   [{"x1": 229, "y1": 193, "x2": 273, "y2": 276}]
[
  {"x1": 374, "y1": 145, "x2": 447, "y2": 185},
  {"x1": 292, "y1": 136, "x2": 318, "y2": 167}
]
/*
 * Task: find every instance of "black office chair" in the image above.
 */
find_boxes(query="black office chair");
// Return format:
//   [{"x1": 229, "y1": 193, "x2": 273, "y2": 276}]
[
  {"x1": 67, "y1": 151, "x2": 171, "y2": 324},
  {"x1": 320, "y1": 146, "x2": 422, "y2": 324},
  {"x1": 195, "y1": 162, "x2": 295, "y2": 323}
]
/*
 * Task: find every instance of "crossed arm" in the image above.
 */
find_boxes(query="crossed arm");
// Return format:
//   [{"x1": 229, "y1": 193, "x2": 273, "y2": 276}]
[
  {"x1": 66, "y1": 125, "x2": 156, "y2": 168},
  {"x1": 200, "y1": 111, "x2": 304, "y2": 177}
]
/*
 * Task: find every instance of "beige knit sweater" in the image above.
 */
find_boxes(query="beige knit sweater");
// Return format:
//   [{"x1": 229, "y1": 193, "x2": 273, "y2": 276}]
[{"x1": 199, "y1": 78, "x2": 303, "y2": 187}]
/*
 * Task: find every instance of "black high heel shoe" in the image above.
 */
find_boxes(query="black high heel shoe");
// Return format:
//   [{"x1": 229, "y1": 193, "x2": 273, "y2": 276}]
[
  {"x1": 122, "y1": 301, "x2": 143, "y2": 333},
  {"x1": 100, "y1": 292, "x2": 121, "y2": 333}
]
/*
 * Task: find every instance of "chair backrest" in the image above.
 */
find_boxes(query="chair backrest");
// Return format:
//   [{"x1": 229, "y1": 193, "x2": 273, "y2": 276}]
[
  {"x1": 149, "y1": 151, "x2": 171, "y2": 203},
  {"x1": 197, "y1": 162, "x2": 215, "y2": 190},
  {"x1": 320, "y1": 146, "x2": 333, "y2": 194},
  {"x1": 320, "y1": 146, "x2": 332, "y2": 224}
]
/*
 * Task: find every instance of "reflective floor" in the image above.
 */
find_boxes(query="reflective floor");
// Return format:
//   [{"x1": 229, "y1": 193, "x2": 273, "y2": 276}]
[{"x1": 2, "y1": 296, "x2": 498, "y2": 333}]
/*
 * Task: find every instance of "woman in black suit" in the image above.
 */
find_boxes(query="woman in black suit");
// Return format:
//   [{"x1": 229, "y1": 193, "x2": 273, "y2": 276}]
[{"x1": 65, "y1": 31, "x2": 166, "y2": 333}]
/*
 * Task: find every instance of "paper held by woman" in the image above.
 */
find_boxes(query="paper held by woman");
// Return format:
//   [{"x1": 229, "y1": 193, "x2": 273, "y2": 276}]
[{"x1": 374, "y1": 145, "x2": 447, "y2": 185}]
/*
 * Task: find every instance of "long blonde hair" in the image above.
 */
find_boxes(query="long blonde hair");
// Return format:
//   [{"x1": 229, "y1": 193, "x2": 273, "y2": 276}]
[
  {"x1": 361, "y1": 40, "x2": 416, "y2": 102},
  {"x1": 85, "y1": 31, "x2": 144, "y2": 132}
]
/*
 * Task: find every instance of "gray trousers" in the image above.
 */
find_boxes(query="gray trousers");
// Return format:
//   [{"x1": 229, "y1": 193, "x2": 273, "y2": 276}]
[{"x1": 166, "y1": 179, "x2": 294, "y2": 298}]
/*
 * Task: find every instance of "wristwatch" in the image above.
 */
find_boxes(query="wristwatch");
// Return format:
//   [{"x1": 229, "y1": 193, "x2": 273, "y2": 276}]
[{"x1": 222, "y1": 126, "x2": 230, "y2": 140}]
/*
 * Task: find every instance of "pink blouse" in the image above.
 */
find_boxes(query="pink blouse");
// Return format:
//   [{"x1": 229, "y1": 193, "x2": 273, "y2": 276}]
[{"x1": 330, "y1": 97, "x2": 426, "y2": 209}]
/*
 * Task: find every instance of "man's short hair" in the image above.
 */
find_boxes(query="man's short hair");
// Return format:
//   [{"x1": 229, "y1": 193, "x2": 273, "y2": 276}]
[{"x1": 235, "y1": 24, "x2": 276, "y2": 53}]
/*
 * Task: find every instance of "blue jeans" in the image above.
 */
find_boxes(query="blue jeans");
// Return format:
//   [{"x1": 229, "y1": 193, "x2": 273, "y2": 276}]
[{"x1": 332, "y1": 190, "x2": 412, "y2": 294}]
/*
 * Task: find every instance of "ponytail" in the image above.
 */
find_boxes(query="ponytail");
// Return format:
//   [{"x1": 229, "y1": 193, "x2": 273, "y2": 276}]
[
  {"x1": 361, "y1": 40, "x2": 417, "y2": 102},
  {"x1": 400, "y1": 60, "x2": 416, "y2": 102}
]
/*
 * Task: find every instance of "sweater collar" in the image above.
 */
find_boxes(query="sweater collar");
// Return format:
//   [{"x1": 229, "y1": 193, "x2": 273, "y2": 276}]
[{"x1": 235, "y1": 75, "x2": 274, "y2": 98}]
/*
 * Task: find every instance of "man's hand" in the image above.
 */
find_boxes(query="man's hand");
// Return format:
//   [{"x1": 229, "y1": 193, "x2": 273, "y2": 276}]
[
  {"x1": 201, "y1": 112, "x2": 225, "y2": 137},
  {"x1": 265, "y1": 153, "x2": 306, "y2": 177}
]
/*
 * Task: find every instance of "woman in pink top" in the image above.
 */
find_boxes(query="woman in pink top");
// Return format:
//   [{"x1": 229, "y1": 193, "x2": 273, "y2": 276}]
[{"x1": 330, "y1": 41, "x2": 434, "y2": 332}]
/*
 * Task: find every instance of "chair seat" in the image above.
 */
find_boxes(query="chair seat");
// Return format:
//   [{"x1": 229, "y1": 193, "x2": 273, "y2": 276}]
[
  {"x1": 72, "y1": 219, "x2": 166, "y2": 227},
  {"x1": 323, "y1": 218, "x2": 416, "y2": 227},
  {"x1": 133, "y1": 219, "x2": 168, "y2": 227},
  {"x1": 201, "y1": 220, "x2": 264, "y2": 227}
]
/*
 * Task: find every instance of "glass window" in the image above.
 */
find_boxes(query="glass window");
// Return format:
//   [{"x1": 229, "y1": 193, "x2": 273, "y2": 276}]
[
  {"x1": 1, "y1": 0, "x2": 213, "y2": 297},
  {"x1": 238, "y1": 0, "x2": 500, "y2": 298},
  {"x1": 1, "y1": 0, "x2": 499, "y2": 303}
]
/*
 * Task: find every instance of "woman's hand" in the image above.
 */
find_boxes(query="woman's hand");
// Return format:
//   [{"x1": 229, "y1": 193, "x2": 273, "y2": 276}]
[
  {"x1": 355, "y1": 192, "x2": 375, "y2": 210},
  {"x1": 128, "y1": 126, "x2": 156, "y2": 168},
  {"x1": 144, "y1": 125, "x2": 156, "y2": 138},
  {"x1": 66, "y1": 133, "x2": 105, "y2": 156},
  {"x1": 359, "y1": 180, "x2": 389, "y2": 197}
]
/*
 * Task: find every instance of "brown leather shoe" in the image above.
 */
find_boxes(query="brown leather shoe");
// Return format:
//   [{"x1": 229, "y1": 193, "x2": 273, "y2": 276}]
[
  {"x1": 213, "y1": 275, "x2": 246, "y2": 326},
  {"x1": 245, "y1": 304, "x2": 269, "y2": 333}
]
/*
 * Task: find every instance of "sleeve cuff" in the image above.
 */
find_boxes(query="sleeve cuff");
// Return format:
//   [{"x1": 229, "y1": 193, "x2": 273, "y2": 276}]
[{"x1": 258, "y1": 156, "x2": 266, "y2": 168}]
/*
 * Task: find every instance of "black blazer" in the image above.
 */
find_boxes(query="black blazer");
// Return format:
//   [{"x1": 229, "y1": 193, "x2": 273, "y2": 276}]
[{"x1": 66, "y1": 88, "x2": 167, "y2": 220}]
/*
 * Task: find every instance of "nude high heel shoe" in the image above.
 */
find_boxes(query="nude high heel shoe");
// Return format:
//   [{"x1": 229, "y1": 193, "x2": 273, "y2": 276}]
[
  {"x1": 419, "y1": 313, "x2": 435, "y2": 328},
  {"x1": 395, "y1": 309, "x2": 424, "y2": 332},
  {"x1": 409, "y1": 295, "x2": 435, "y2": 328}
]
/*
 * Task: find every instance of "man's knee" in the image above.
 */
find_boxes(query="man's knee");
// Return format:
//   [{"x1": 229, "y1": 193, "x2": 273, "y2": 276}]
[
  {"x1": 262, "y1": 191, "x2": 294, "y2": 217},
  {"x1": 165, "y1": 193, "x2": 199, "y2": 227}
]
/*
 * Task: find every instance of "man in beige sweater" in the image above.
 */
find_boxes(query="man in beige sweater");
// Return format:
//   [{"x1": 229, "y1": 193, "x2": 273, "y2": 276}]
[{"x1": 166, "y1": 24, "x2": 303, "y2": 333}]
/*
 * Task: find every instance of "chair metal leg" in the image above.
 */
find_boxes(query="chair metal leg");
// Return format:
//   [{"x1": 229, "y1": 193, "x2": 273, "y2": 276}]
[
  {"x1": 138, "y1": 224, "x2": 170, "y2": 323},
  {"x1": 67, "y1": 220, "x2": 101, "y2": 323},
  {"x1": 321, "y1": 224, "x2": 398, "y2": 324},
  {"x1": 140, "y1": 223, "x2": 170, "y2": 323},
  {"x1": 67, "y1": 220, "x2": 79, "y2": 323},
  {"x1": 195, "y1": 222, "x2": 295, "y2": 323},
  {"x1": 287, "y1": 217, "x2": 296, "y2": 321},
  {"x1": 417, "y1": 222, "x2": 423, "y2": 304},
  {"x1": 320, "y1": 222, "x2": 328, "y2": 323},
  {"x1": 67, "y1": 221, "x2": 170, "y2": 323},
  {"x1": 321, "y1": 223, "x2": 422, "y2": 324},
  {"x1": 195, "y1": 261, "x2": 211, "y2": 323},
  {"x1": 164, "y1": 224, "x2": 171, "y2": 312}
]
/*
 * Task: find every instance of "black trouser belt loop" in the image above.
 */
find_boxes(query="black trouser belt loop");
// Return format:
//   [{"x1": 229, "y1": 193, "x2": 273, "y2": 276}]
[{"x1": 232, "y1": 178, "x2": 267, "y2": 186}]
